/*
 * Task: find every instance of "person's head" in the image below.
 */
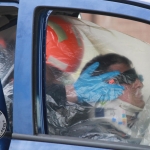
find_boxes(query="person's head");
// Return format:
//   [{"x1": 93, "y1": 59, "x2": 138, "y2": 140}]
[
  {"x1": 45, "y1": 16, "x2": 84, "y2": 85},
  {"x1": 81, "y1": 53, "x2": 145, "y2": 109},
  {"x1": 46, "y1": 15, "x2": 84, "y2": 73},
  {"x1": 81, "y1": 53, "x2": 145, "y2": 128}
]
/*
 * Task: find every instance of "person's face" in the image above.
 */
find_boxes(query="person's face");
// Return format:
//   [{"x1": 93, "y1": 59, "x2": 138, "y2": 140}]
[{"x1": 108, "y1": 63, "x2": 145, "y2": 109}]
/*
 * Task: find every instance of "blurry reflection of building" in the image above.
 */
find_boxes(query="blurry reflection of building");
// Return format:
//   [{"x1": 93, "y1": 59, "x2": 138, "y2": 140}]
[{"x1": 81, "y1": 14, "x2": 150, "y2": 44}]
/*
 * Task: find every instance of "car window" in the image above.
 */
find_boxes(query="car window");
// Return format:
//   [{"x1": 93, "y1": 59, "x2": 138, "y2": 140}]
[
  {"x1": 43, "y1": 13, "x2": 150, "y2": 147},
  {"x1": 0, "y1": 14, "x2": 17, "y2": 131}
]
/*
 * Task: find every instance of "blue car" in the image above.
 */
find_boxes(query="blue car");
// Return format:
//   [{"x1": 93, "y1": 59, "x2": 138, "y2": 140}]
[{"x1": 0, "y1": 0, "x2": 150, "y2": 149}]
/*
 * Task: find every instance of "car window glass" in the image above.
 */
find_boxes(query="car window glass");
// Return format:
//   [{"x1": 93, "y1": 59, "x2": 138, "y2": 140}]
[
  {"x1": 0, "y1": 15, "x2": 16, "y2": 131},
  {"x1": 44, "y1": 14, "x2": 150, "y2": 146}
]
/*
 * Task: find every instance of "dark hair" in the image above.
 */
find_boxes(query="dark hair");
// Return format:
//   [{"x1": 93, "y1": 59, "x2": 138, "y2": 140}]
[{"x1": 81, "y1": 53, "x2": 132, "y2": 76}]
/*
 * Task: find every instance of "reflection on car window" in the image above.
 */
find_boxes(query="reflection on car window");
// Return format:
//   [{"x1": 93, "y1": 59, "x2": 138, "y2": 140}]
[
  {"x1": 44, "y1": 15, "x2": 150, "y2": 146},
  {"x1": 0, "y1": 22, "x2": 16, "y2": 131}
]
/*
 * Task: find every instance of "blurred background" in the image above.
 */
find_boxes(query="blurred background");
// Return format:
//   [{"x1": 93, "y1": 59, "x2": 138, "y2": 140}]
[{"x1": 81, "y1": 14, "x2": 150, "y2": 44}]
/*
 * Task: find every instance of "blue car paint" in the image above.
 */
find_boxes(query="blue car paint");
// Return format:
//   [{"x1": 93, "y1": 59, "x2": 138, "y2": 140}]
[
  {"x1": 0, "y1": 0, "x2": 150, "y2": 149},
  {"x1": 107, "y1": 0, "x2": 150, "y2": 8}
]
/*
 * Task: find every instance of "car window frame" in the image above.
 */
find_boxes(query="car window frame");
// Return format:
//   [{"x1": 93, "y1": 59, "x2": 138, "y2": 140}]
[
  {"x1": 12, "y1": 0, "x2": 150, "y2": 150},
  {"x1": 33, "y1": 7, "x2": 149, "y2": 149}
]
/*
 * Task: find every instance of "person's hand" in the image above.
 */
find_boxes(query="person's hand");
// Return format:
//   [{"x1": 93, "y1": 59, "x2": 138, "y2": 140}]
[{"x1": 73, "y1": 62, "x2": 124, "y2": 103}]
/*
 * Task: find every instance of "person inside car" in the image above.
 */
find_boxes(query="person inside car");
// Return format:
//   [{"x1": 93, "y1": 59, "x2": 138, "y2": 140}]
[
  {"x1": 45, "y1": 16, "x2": 125, "y2": 135},
  {"x1": 62, "y1": 53, "x2": 145, "y2": 144},
  {"x1": 46, "y1": 16, "x2": 124, "y2": 106}
]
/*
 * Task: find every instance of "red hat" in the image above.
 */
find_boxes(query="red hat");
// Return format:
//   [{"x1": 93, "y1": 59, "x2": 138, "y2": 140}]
[{"x1": 46, "y1": 16, "x2": 84, "y2": 72}]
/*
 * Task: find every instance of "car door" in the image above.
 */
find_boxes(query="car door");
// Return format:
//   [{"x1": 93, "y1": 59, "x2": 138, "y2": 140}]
[{"x1": 1, "y1": 0, "x2": 150, "y2": 150}]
